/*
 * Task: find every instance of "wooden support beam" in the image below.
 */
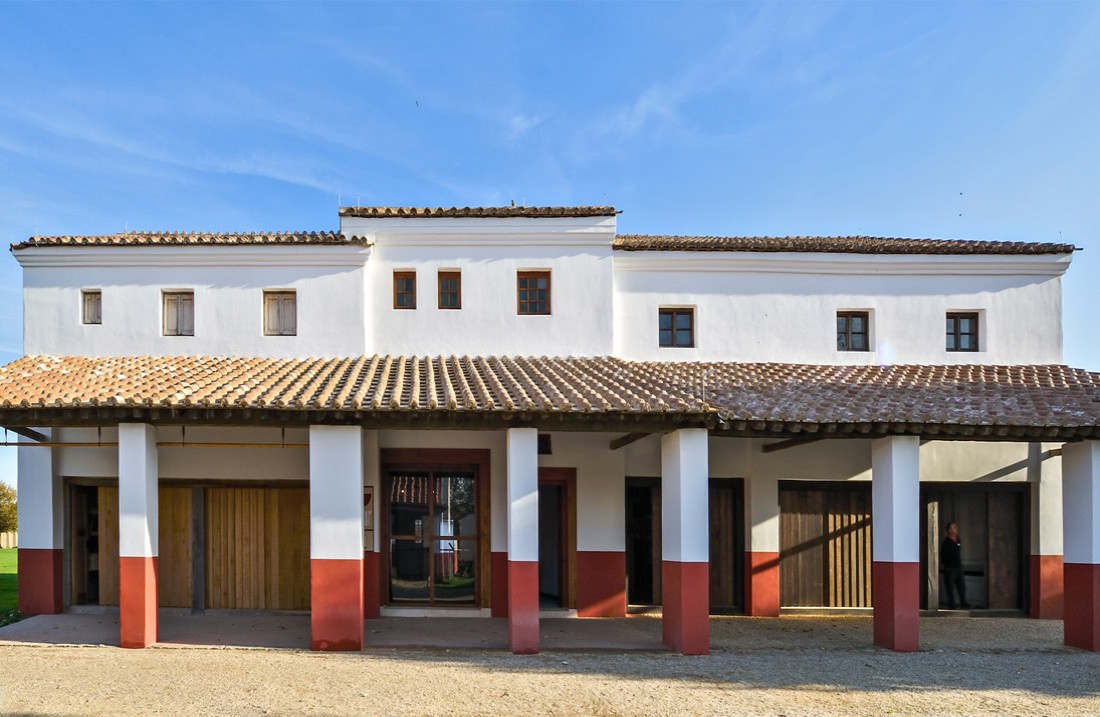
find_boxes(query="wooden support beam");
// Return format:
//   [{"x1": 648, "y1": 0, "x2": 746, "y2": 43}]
[
  {"x1": 761, "y1": 437, "x2": 826, "y2": 454},
  {"x1": 2, "y1": 425, "x2": 49, "y2": 442},
  {"x1": 609, "y1": 432, "x2": 650, "y2": 451}
]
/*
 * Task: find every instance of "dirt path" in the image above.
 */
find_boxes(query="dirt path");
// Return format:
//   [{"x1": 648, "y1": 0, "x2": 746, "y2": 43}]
[{"x1": 1, "y1": 616, "x2": 1098, "y2": 716}]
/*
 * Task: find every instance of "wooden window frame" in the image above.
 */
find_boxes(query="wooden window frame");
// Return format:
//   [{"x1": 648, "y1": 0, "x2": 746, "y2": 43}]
[
  {"x1": 658, "y1": 307, "x2": 695, "y2": 348},
  {"x1": 836, "y1": 311, "x2": 870, "y2": 352},
  {"x1": 516, "y1": 270, "x2": 551, "y2": 315},
  {"x1": 263, "y1": 290, "x2": 297, "y2": 336},
  {"x1": 162, "y1": 291, "x2": 195, "y2": 337},
  {"x1": 393, "y1": 271, "x2": 417, "y2": 310},
  {"x1": 946, "y1": 311, "x2": 980, "y2": 352},
  {"x1": 81, "y1": 290, "x2": 102, "y2": 325},
  {"x1": 437, "y1": 271, "x2": 461, "y2": 310}
]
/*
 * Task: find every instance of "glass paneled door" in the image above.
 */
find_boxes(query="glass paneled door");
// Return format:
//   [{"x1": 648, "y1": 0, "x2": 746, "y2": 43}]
[{"x1": 387, "y1": 470, "x2": 478, "y2": 605}]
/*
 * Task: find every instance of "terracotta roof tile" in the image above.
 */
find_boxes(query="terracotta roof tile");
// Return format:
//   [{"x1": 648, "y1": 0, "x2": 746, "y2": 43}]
[
  {"x1": 11, "y1": 231, "x2": 368, "y2": 250},
  {"x1": 1, "y1": 356, "x2": 1099, "y2": 438},
  {"x1": 613, "y1": 234, "x2": 1076, "y2": 255},
  {"x1": 339, "y1": 206, "x2": 618, "y2": 219}
]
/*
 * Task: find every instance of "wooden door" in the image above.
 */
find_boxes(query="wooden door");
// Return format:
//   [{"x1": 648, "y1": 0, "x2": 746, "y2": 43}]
[
  {"x1": 157, "y1": 487, "x2": 192, "y2": 608},
  {"x1": 205, "y1": 487, "x2": 309, "y2": 609},
  {"x1": 779, "y1": 484, "x2": 872, "y2": 607},
  {"x1": 97, "y1": 486, "x2": 120, "y2": 606},
  {"x1": 708, "y1": 480, "x2": 744, "y2": 611}
]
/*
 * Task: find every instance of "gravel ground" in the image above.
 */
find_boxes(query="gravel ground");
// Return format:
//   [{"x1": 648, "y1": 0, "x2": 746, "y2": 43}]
[{"x1": 1, "y1": 616, "x2": 1098, "y2": 716}]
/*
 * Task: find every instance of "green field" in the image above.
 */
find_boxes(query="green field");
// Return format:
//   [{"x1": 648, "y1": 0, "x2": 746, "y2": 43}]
[{"x1": 0, "y1": 548, "x2": 16, "y2": 623}]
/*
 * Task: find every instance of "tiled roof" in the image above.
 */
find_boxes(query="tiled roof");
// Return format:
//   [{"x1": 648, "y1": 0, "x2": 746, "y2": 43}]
[
  {"x1": 2, "y1": 355, "x2": 1099, "y2": 438},
  {"x1": 338, "y1": 206, "x2": 618, "y2": 219},
  {"x1": 11, "y1": 231, "x2": 367, "y2": 250},
  {"x1": 613, "y1": 234, "x2": 1077, "y2": 255}
]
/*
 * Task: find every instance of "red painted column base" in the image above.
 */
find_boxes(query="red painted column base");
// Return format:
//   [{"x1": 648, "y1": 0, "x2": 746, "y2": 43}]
[
  {"x1": 1030, "y1": 554, "x2": 1064, "y2": 619},
  {"x1": 508, "y1": 560, "x2": 539, "y2": 654},
  {"x1": 119, "y1": 556, "x2": 158, "y2": 649},
  {"x1": 491, "y1": 552, "x2": 509, "y2": 618},
  {"x1": 311, "y1": 558, "x2": 364, "y2": 651},
  {"x1": 363, "y1": 551, "x2": 381, "y2": 619},
  {"x1": 1064, "y1": 563, "x2": 1100, "y2": 651},
  {"x1": 662, "y1": 561, "x2": 709, "y2": 655},
  {"x1": 872, "y1": 561, "x2": 919, "y2": 652},
  {"x1": 17, "y1": 548, "x2": 63, "y2": 616},
  {"x1": 577, "y1": 551, "x2": 626, "y2": 617},
  {"x1": 745, "y1": 551, "x2": 780, "y2": 617}
]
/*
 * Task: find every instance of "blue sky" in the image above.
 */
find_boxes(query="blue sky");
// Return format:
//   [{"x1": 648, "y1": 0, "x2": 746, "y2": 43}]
[{"x1": 1, "y1": 2, "x2": 1098, "y2": 485}]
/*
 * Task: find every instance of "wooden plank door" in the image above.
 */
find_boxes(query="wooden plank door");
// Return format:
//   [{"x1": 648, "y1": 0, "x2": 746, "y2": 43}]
[
  {"x1": 97, "y1": 486, "x2": 120, "y2": 606},
  {"x1": 987, "y1": 491, "x2": 1023, "y2": 609},
  {"x1": 825, "y1": 489, "x2": 872, "y2": 607},
  {"x1": 708, "y1": 480, "x2": 744, "y2": 611},
  {"x1": 158, "y1": 487, "x2": 193, "y2": 608},
  {"x1": 779, "y1": 488, "x2": 824, "y2": 607}
]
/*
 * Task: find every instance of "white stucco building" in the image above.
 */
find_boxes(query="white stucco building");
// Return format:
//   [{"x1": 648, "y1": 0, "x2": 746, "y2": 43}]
[{"x1": 4, "y1": 205, "x2": 1099, "y2": 655}]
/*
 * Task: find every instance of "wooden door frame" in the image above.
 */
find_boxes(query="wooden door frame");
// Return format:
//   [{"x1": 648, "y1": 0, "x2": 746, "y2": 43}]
[
  {"x1": 380, "y1": 448, "x2": 492, "y2": 608},
  {"x1": 538, "y1": 467, "x2": 577, "y2": 610}
]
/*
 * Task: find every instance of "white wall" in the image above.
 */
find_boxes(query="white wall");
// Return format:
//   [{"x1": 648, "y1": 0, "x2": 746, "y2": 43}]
[
  {"x1": 614, "y1": 252, "x2": 1069, "y2": 364},
  {"x1": 344, "y1": 214, "x2": 616, "y2": 357},
  {"x1": 18, "y1": 245, "x2": 369, "y2": 358},
  {"x1": 539, "y1": 432, "x2": 626, "y2": 552}
]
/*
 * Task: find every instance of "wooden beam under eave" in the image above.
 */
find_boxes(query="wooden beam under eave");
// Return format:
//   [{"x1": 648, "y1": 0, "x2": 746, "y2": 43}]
[
  {"x1": 1, "y1": 425, "x2": 49, "y2": 442},
  {"x1": 761, "y1": 436, "x2": 827, "y2": 454},
  {"x1": 610, "y1": 432, "x2": 650, "y2": 451}
]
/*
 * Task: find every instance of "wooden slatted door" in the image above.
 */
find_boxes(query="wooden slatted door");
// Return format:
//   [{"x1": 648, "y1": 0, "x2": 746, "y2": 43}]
[
  {"x1": 779, "y1": 483, "x2": 872, "y2": 608},
  {"x1": 708, "y1": 480, "x2": 744, "y2": 612},
  {"x1": 97, "y1": 486, "x2": 120, "y2": 606},
  {"x1": 205, "y1": 487, "x2": 310, "y2": 610},
  {"x1": 158, "y1": 487, "x2": 193, "y2": 608}
]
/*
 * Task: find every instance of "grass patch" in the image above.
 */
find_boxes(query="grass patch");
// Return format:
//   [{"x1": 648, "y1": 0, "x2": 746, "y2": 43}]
[{"x1": 0, "y1": 548, "x2": 18, "y2": 626}]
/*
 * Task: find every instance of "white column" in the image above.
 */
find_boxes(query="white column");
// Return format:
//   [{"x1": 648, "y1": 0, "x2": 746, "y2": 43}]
[
  {"x1": 1027, "y1": 442, "x2": 1064, "y2": 618},
  {"x1": 309, "y1": 425, "x2": 364, "y2": 650},
  {"x1": 118, "y1": 423, "x2": 159, "y2": 648},
  {"x1": 871, "y1": 435, "x2": 920, "y2": 652},
  {"x1": 1062, "y1": 440, "x2": 1100, "y2": 650},
  {"x1": 506, "y1": 427, "x2": 539, "y2": 654},
  {"x1": 16, "y1": 428, "x2": 63, "y2": 615},
  {"x1": 660, "y1": 428, "x2": 709, "y2": 655}
]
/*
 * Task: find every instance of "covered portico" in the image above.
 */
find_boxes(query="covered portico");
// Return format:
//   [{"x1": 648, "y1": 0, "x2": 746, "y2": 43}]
[{"x1": 4, "y1": 355, "x2": 1100, "y2": 654}]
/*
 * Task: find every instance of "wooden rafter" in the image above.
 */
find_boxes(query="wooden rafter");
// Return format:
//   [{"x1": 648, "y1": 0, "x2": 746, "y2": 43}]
[
  {"x1": 761, "y1": 437, "x2": 826, "y2": 454},
  {"x1": 609, "y1": 432, "x2": 651, "y2": 451},
  {"x1": 2, "y1": 425, "x2": 48, "y2": 442}
]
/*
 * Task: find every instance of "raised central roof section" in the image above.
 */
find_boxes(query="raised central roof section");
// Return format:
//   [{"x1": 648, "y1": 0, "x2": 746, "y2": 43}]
[
  {"x1": 11, "y1": 230, "x2": 368, "y2": 250},
  {"x1": 614, "y1": 234, "x2": 1077, "y2": 255},
  {"x1": 339, "y1": 205, "x2": 619, "y2": 218}
]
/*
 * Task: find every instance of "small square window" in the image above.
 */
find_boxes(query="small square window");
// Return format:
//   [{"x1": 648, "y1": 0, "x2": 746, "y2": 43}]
[
  {"x1": 394, "y1": 271, "x2": 416, "y2": 309},
  {"x1": 517, "y1": 271, "x2": 550, "y2": 315},
  {"x1": 837, "y1": 311, "x2": 869, "y2": 351},
  {"x1": 438, "y1": 271, "x2": 461, "y2": 310},
  {"x1": 946, "y1": 312, "x2": 979, "y2": 352},
  {"x1": 264, "y1": 291, "x2": 297, "y2": 336},
  {"x1": 658, "y1": 308, "x2": 695, "y2": 348},
  {"x1": 163, "y1": 291, "x2": 194, "y2": 336},
  {"x1": 82, "y1": 290, "x2": 102, "y2": 325}
]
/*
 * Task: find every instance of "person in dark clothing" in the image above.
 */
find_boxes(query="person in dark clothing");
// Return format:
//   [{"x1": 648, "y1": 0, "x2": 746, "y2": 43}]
[{"x1": 941, "y1": 522, "x2": 970, "y2": 610}]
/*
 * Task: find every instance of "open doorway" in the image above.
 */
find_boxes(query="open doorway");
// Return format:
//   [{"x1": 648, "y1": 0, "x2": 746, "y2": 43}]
[{"x1": 537, "y1": 467, "x2": 576, "y2": 610}]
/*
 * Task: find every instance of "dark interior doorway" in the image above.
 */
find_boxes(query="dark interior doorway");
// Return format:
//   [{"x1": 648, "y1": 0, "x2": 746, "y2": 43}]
[
  {"x1": 538, "y1": 483, "x2": 565, "y2": 608},
  {"x1": 920, "y1": 484, "x2": 1028, "y2": 611},
  {"x1": 625, "y1": 477, "x2": 744, "y2": 612},
  {"x1": 626, "y1": 479, "x2": 661, "y2": 605},
  {"x1": 70, "y1": 484, "x2": 101, "y2": 605}
]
